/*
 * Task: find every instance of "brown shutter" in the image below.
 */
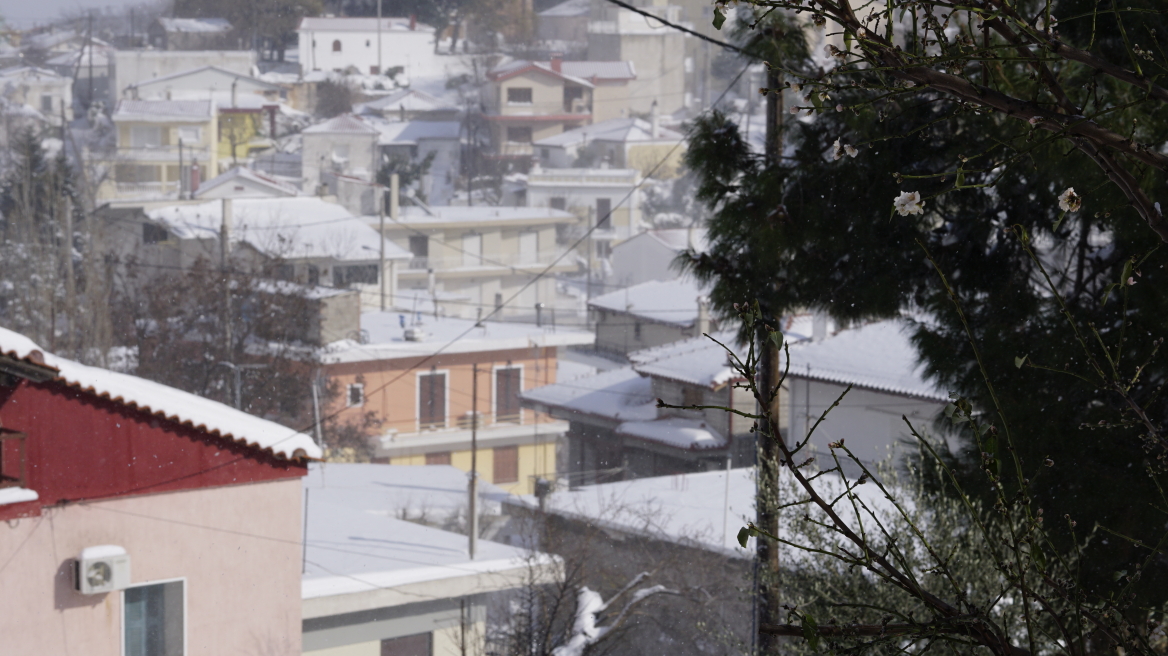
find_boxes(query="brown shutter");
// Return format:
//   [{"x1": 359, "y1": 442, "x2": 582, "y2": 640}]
[
  {"x1": 419, "y1": 372, "x2": 446, "y2": 429},
  {"x1": 495, "y1": 367, "x2": 521, "y2": 423},
  {"x1": 493, "y1": 445, "x2": 519, "y2": 484},
  {"x1": 425, "y1": 451, "x2": 451, "y2": 466}
]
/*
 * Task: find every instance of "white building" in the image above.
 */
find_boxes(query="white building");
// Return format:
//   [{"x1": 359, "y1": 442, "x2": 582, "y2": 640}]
[
  {"x1": 588, "y1": 278, "x2": 712, "y2": 355},
  {"x1": 525, "y1": 165, "x2": 643, "y2": 244},
  {"x1": 533, "y1": 116, "x2": 685, "y2": 178},
  {"x1": 0, "y1": 66, "x2": 73, "y2": 125},
  {"x1": 193, "y1": 166, "x2": 300, "y2": 199},
  {"x1": 610, "y1": 228, "x2": 707, "y2": 288},
  {"x1": 373, "y1": 119, "x2": 462, "y2": 205},
  {"x1": 302, "y1": 113, "x2": 380, "y2": 193},
  {"x1": 297, "y1": 17, "x2": 437, "y2": 77},
  {"x1": 112, "y1": 50, "x2": 257, "y2": 100}
]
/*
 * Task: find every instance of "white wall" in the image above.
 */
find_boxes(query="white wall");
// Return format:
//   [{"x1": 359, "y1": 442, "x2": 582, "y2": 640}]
[
  {"x1": 610, "y1": 232, "x2": 679, "y2": 287},
  {"x1": 299, "y1": 28, "x2": 436, "y2": 77},
  {"x1": 113, "y1": 51, "x2": 256, "y2": 99}
]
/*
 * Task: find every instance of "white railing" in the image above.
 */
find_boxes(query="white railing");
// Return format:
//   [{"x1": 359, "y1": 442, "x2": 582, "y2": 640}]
[{"x1": 400, "y1": 250, "x2": 569, "y2": 272}]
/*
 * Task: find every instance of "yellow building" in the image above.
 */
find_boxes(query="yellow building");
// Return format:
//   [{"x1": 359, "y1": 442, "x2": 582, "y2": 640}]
[
  {"x1": 103, "y1": 99, "x2": 218, "y2": 201},
  {"x1": 322, "y1": 312, "x2": 595, "y2": 494}
]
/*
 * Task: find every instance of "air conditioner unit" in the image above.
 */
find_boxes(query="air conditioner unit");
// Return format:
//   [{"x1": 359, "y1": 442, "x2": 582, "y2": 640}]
[{"x1": 75, "y1": 545, "x2": 131, "y2": 595}]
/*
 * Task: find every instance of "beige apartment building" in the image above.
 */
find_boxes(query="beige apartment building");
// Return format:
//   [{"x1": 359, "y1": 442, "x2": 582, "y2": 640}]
[
  {"x1": 102, "y1": 99, "x2": 218, "y2": 201},
  {"x1": 484, "y1": 59, "x2": 594, "y2": 162}
]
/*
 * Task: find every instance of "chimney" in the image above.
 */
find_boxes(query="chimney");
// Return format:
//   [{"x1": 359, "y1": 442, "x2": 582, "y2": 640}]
[
  {"x1": 696, "y1": 296, "x2": 710, "y2": 336},
  {"x1": 650, "y1": 99, "x2": 659, "y2": 138},
  {"x1": 409, "y1": 14, "x2": 417, "y2": 30},
  {"x1": 550, "y1": 54, "x2": 562, "y2": 73},
  {"x1": 190, "y1": 159, "x2": 201, "y2": 195}
]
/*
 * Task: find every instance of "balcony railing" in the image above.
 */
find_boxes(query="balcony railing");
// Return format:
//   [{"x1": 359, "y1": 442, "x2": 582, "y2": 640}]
[
  {"x1": 401, "y1": 250, "x2": 568, "y2": 272},
  {"x1": 114, "y1": 181, "x2": 182, "y2": 198}
]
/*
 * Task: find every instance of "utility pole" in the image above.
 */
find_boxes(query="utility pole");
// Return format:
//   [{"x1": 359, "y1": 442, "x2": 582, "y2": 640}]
[
  {"x1": 381, "y1": 173, "x2": 398, "y2": 310},
  {"x1": 87, "y1": 12, "x2": 94, "y2": 109},
  {"x1": 221, "y1": 199, "x2": 233, "y2": 361},
  {"x1": 468, "y1": 363, "x2": 479, "y2": 560},
  {"x1": 376, "y1": 0, "x2": 383, "y2": 76},
  {"x1": 379, "y1": 183, "x2": 387, "y2": 311}
]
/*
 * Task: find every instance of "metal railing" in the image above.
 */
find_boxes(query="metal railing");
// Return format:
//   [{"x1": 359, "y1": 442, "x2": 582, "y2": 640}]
[{"x1": 398, "y1": 250, "x2": 568, "y2": 272}]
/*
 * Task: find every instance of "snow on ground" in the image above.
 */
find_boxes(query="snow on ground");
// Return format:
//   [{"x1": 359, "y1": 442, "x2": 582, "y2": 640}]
[{"x1": 306, "y1": 462, "x2": 510, "y2": 523}]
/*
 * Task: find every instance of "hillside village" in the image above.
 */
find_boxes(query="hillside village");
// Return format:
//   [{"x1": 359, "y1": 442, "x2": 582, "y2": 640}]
[{"x1": 0, "y1": 2, "x2": 950, "y2": 655}]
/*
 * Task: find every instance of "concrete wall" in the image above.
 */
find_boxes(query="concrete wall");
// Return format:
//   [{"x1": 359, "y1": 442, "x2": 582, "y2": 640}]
[
  {"x1": 594, "y1": 308, "x2": 690, "y2": 354},
  {"x1": 0, "y1": 478, "x2": 303, "y2": 656},
  {"x1": 587, "y1": 30, "x2": 687, "y2": 115},
  {"x1": 610, "y1": 232, "x2": 678, "y2": 287},
  {"x1": 298, "y1": 27, "x2": 435, "y2": 76},
  {"x1": 113, "y1": 50, "x2": 256, "y2": 99}
]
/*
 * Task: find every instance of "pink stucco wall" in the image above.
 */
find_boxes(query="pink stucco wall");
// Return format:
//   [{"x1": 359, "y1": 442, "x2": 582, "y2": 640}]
[{"x1": 0, "y1": 477, "x2": 303, "y2": 656}]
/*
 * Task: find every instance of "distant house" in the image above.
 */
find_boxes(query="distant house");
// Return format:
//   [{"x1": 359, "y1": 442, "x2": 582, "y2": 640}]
[
  {"x1": 322, "y1": 313, "x2": 594, "y2": 494},
  {"x1": 0, "y1": 327, "x2": 320, "y2": 655},
  {"x1": 44, "y1": 42, "x2": 113, "y2": 107},
  {"x1": 588, "y1": 278, "x2": 712, "y2": 355},
  {"x1": 383, "y1": 205, "x2": 579, "y2": 321},
  {"x1": 356, "y1": 88, "x2": 460, "y2": 122},
  {"x1": 372, "y1": 118, "x2": 462, "y2": 204},
  {"x1": 302, "y1": 463, "x2": 560, "y2": 656},
  {"x1": 610, "y1": 228, "x2": 707, "y2": 288},
  {"x1": 521, "y1": 331, "x2": 754, "y2": 484},
  {"x1": 148, "y1": 17, "x2": 238, "y2": 51},
  {"x1": 557, "y1": 60, "x2": 637, "y2": 122},
  {"x1": 103, "y1": 99, "x2": 218, "y2": 201},
  {"x1": 537, "y1": 0, "x2": 592, "y2": 44},
  {"x1": 534, "y1": 116, "x2": 685, "y2": 178},
  {"x1": 586, "y1": 4, "x2": 688, "y2": 114},
  {"x1": 524, "y1": 165, "x2": 643, "y2": 245},
  {"x1": 301, "y1": 113, "x2": 380, "y2": 193},
  {"x1": 297, "y1": 16, "x2": 437, "y2": 76},
  {"x1": 112, "y1": 50, "x2": 256, "y2": 101},
  {"x1": 0, "y1": 66, "x2": 73, "y2": 125},
  {"x1": 484, "y1": 59, "x2": 594, "y2": 163},
  {"x1": 193, "y1": 165, "x2": 300, "y2": 199}
]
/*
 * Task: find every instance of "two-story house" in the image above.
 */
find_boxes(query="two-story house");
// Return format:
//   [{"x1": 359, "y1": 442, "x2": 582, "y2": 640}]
[
  {"x1": 483, "y1": 59, "x2": 594, "y2": 164},
  {"x1": 103, "y1": 99, "x2": 218, "y2": 201},
  {"x1": 322, "y1": 312, "x2": 595, "y2": 494},
  {"x1": 0, "y1": 326, "x2": 321, "y2": 655},
  {"x1": 0, "y1": 65, "x2": 73, "y2": 126},
  {"x1": 380, "y1": 205, "x2": 579, "y2": 321},
  {"x1": 525, "y1": 164, "x2": 644, "y2": 247}
]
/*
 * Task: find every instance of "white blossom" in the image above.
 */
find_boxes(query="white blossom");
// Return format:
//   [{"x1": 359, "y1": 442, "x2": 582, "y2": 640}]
[
  {"x1": 894, "y1": 191, "x2": 925, "y2": 216},
  {"x1": 832, "y1": 139, "x2": 859, "y2": 160},
  {"x1": 1058, "y1": 187, "x2": 1082, "y2": 212},
  {"x1": 844, "y1": 144, "x2": 858, "y2": 157}
]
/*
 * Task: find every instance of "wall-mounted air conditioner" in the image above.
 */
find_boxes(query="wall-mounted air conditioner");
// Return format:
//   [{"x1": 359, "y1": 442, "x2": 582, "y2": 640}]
[{"x1": 75, "y1": 545, "x2": 131, "y2": 594}]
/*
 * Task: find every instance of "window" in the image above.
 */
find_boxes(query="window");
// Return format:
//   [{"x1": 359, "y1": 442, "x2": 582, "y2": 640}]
[
  {"x1": 408, "y1": 235, "x2": 429, "y2": 269},
  {"x1": 596, "y1": 198, "x2": 612, "y2": 229},
  {"x1": 495, "y1": 367, "x2": 522, "y2": 423},
  {"x1": 462, "y1": 233, "x2": 482, "y2": 267},
  {"x1": 370, "y1": 65, "x2": 380, "y2": 74},
  {"x1": 130, "y1": 126, "x2": 162, "y2": 149},
  {"x1": 333, "y1": 264, "x2": 379, "y2": 287},
  {"x1": 418, "y1": 371, "x2": 446, "y2": 430},
  {"x1": 177, "y1": 127, "x2": 201, "y2": 143},
  {"x1": 347, "y1": 383, "x2": 364, "y2": 407},
  {"x1": 425, "y1": 451, "x2": 451, "y2": 466},
  {"x1": 506, "y1": 126, "x2": 532, "y2": 143},
  {"x1": 142, "y1": 222, "x2": 170, "y2": 245},
  {"x1": 0, "y1": 428, "x2": 27, "y2": 488},
  {"x1": 332, "y1": 39, "x2": 342, "y2": 52},
  {"x1": 381, "y1": 633, "x2": 431, "y2": 656},
  {"x1": 563, "y1": 86, "x2": 585, "y2": 112},
  {"x1": 495, "y1": 293, "x2": 503, "y2": 311},
  {"x1": 124, "y1": 580, "x2": 184, "y2": 656},
  {"x1": 540, "y1": 148, "x2": 550, "y2": 160},
  {"x1": 41, "y1": 95, "x2": 52, "y2": 112},
  {"x1": 307, "y1": 265, "x2": 320, "y2": 286},
  {"x1": 518, "y1": 231, "x2": 538, "y2": 264},
  {"x1": 116, "y1": 164, "x2": 161, "y2": 184},
  {"x1": 493, "y1": 445, "x2": 519, "y2": 484},
  {"x1": 366, "y1": 39, "x2": 371, "y2": 47},
  {"x1": 549, "y1": 197, "x2": 566, "y2": 211},
  {"x1": 634, "y1": 322, "x2": 642, "y2": 340},
  {"x1": 506, "y1": 87, "x2": 533, "y2": 104},
  {"x1": 683, "y1": 386, "x2": 703, "y2": 408}
]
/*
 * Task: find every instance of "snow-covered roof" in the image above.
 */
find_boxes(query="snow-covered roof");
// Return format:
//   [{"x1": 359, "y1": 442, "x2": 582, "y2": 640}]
[
  {"x1": 486, "y1": 60, "x2": 593, "y2": 88},
  {"x1": 194, "y1": 166, "x2": 300, "y2": 198},
  {"x1": 0, "y1": 65, "x2": 67, "y2": 82},
  {"x1": 588, "y1": 278, "x2": 707, "y2": 327},
  {"x1": 394, "y1": 205, "x2": 577, "y2": 225},
  {"x1": 784, "y1": 319, "x2": 945, "y2": 401},
  {"x1": 520, "y1": 366, "x2": 656, "y2": 425},
  {"x1": 526, "y1": 167, "x2": 640, "y2": 187},
  {"x1": 640, "y1": 228, "x2": 708, "y2": 253},
  {"x1": 560, "y1": 61, "x2": 636, "y2": 81},
  {"x1": 0, "y1": 328, "x2": 321, "y2": 461},
  {"x1": 302, "y1": 113, "x2": 379, "y2": 135},
  {"x1": 45, "y1": 44, "x2": 113, "y2": 68},
  {"x1": 323, "y1": 311, "x2": 595, "y2": 362},
  {"x1": 617, "y1": 416, "x2": 725, "y2": 450},
  {"x1": 112, "y1": 99, "x2": 213, "y2": 122},
  {"x1": 629, "y1": 331, "x2": 740, "y2": 389},
  {"x1": 297, "y1": 16, "x2": 435, "y2": 33},
  {"x1": 145, "y1": 197, "x2": 411, "y2": 263},
  {"x1": 156, "y1": 17, "x2": 233, "y2": 33},
  {"x1": 539, "y1": 0, "x2": 591, "y2": 17},
  {"x1": 356, "y1": 88, "x2": 457, "y2": 114},
  {"x1": 303, "y1": 467, "x2": 538, "y2": 601},
  {"x1": 127, "y1": 66, "x2": 280, "y2": 94},
  {"x1": 374, "y1": 119, "x2": 461, "y2": 146},
  {"x1": 533, "y1": 117, "x2": 682, "y2": 148}
]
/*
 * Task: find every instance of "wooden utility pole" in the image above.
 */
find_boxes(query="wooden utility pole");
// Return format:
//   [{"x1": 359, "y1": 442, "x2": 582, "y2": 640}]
[{"x1": 468, "y1": 364, "x2": 479, "y2": 559}]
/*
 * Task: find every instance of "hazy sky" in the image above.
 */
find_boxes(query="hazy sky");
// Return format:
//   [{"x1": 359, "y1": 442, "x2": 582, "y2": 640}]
[{"x1": 1, "y1": 0, "x2": 148, "y2": 28}]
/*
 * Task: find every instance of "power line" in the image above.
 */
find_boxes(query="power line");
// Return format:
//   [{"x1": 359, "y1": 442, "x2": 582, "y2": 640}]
[{"x1": 600, "y1": 0, "x2": 757, "y2": 58}]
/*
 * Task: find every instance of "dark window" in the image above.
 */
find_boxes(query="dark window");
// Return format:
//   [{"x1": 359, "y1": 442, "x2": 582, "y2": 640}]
[
  {"x1": 506, "y1": 127, "x2": 532, "y2": 143},
  {"x1": 634, "y1": 322, "x2": 642, "y2": 341},
  {"x1": 596, "y1": 198, "x2": 612, "y2": 229},
  {"x1": 549, "y1": 197, "x2": 566, "y2": 211},
  {"x1": 382, "y1": 633, "x2": 431, "y2": 656},
  {"x1": 370, "y1": 65, "x2": 379, "y2": 74},
  {"x1": 408, "y1": 235, "x2": 428, "y2": 269},
  {"x1": 495, "y1": 367, "x2": 521, "y2": 422},
  {"x1": 333, "y1": 264, "x2": 379, "y2": 287},
  {"x1": 419, "y1": 371, "x2": 446, "y2": 430},
  {"x1": 307, "y1": 265, "x2": 320, "y2": 286},
  {"x1": 347, "y1": 383, "x2": 364, "y2": 407},
  {"x1": 332, "y1": 39, "x2": 342, "y2": 52},
  {"x1": 495, "y1": 293, "x2": 503, "y2": 311},
  {"x1": 563, "y1": 86, "x2": 585, "y2": 111},
  {"x1": 425, "y1": 451, "x2": 451, "y2": 466},
  {"x1": 143, "y1": 222, "x2": 169, "y2": 244},
  {"x1": 274, "y1": 263, "x2": 295, "y2": 281},
  {"x1": 683, "y1": 386, "x2": 703, "y2": 408},
  {"x1": 41, "y1": 95, "x2": 52, "y2": 112},
  {"x1": 0, "y1": 429, "x2": 27, "y2": 488},
  {"x1": 507, "y1": 87, "x2": 533, "y2": 104},
  {"x1": 493, "y1": 445, "x2": 519, "y2": 484},
  {"x1": 124, "y1": 581, "x2": 184, "y2": 656}
]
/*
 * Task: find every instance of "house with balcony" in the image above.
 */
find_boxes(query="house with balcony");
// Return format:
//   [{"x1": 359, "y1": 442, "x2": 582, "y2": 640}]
[
  {"x1": 534, "y1": 115, "x2": 685, "y2": 178},
  {"x1": 0, "y1": 326, "x2": 321, "y2": 655},
  {"x1": 322, "y1": 312, "x2": 594, "y2": 494},
  {"x1": 524, "y1": 164, "x2": 643, "y2": 248},
  {"x1": 378, "y1": 205, "x2": 579, "y2": 321},
  {"x1": 483, "y1": 59, "x2": 594, "y2": 165},
  {"x1": 102, "y1": 99, "x2": 218, "y2": 201}
]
